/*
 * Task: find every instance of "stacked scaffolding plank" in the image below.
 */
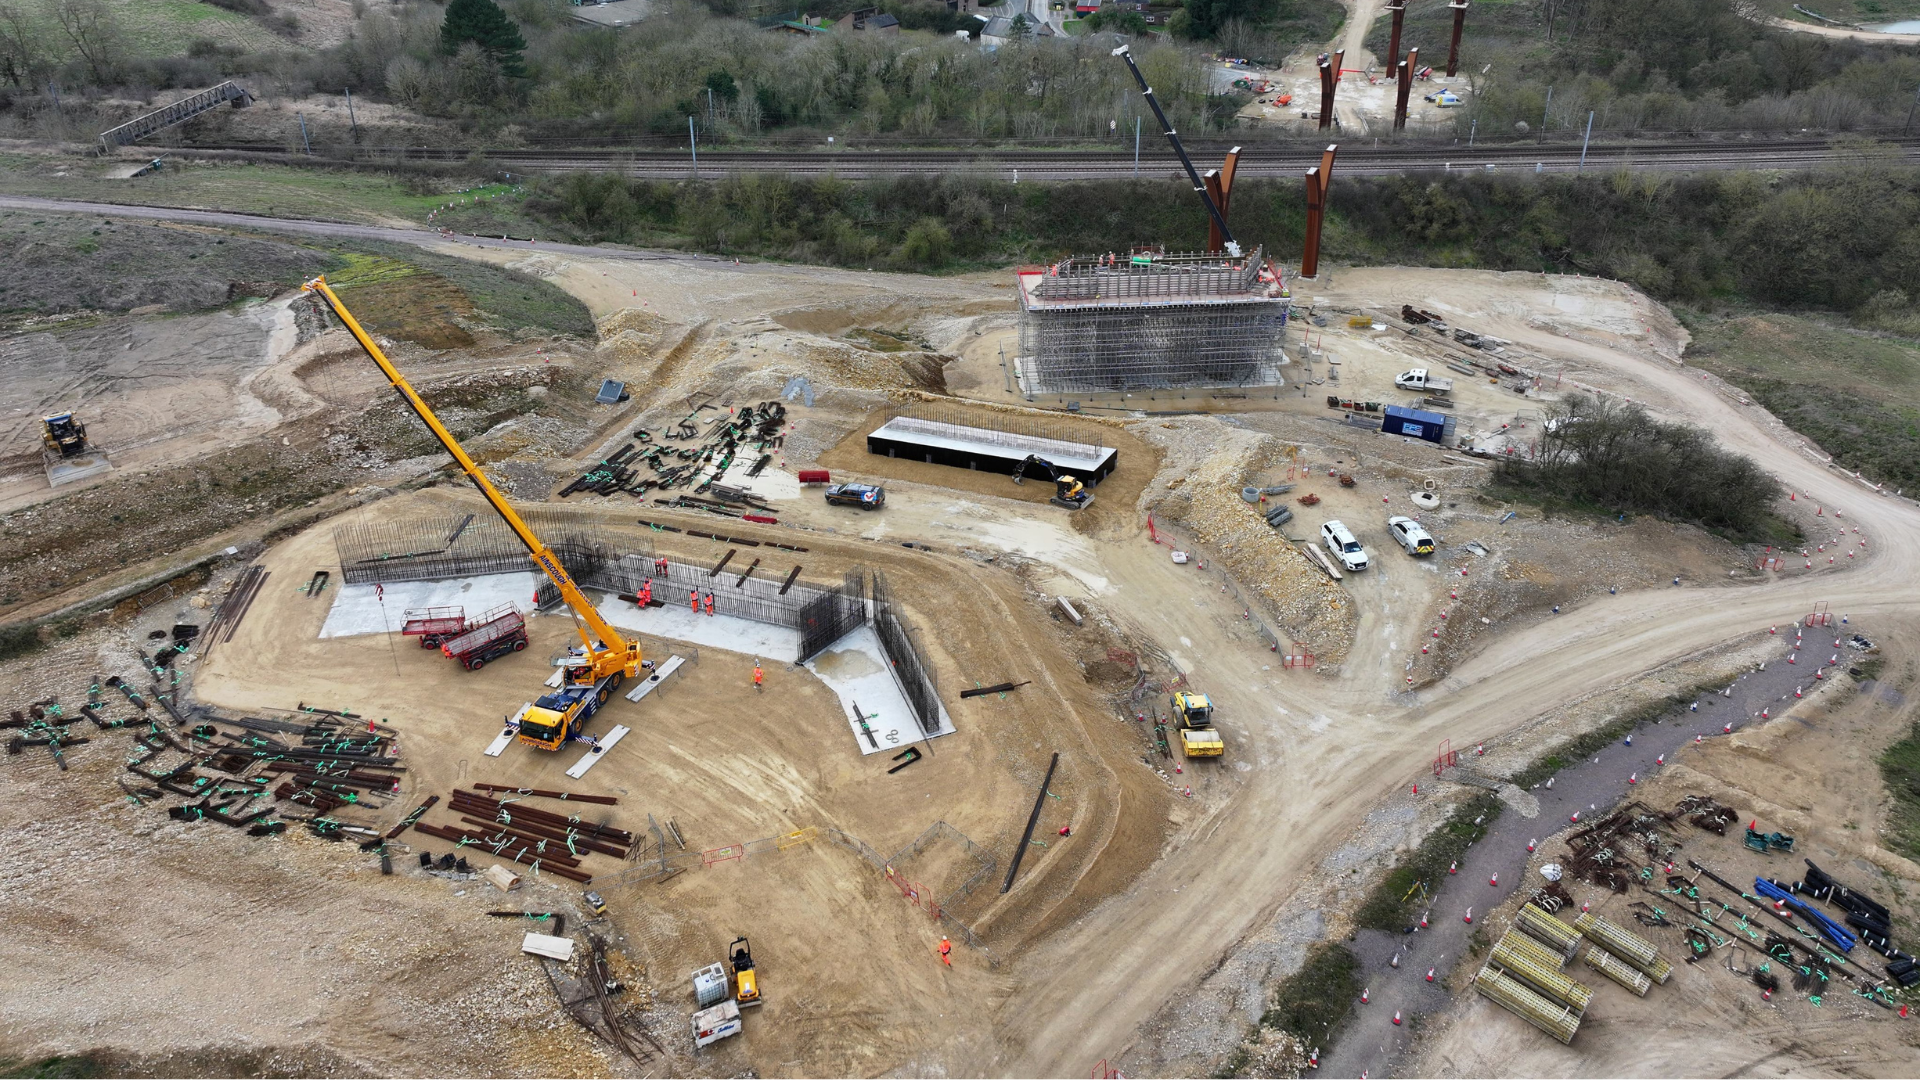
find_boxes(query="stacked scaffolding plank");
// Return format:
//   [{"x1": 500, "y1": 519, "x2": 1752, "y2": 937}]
[
  {"x1": 1488, "y1": 932, "x2": 1594, "y2": 1014},
  {"x1": 1015, "y1": 247, "x2": 1289, "y2": 394},
  {"x1": 1514, "y1": 902, "x2": 1584, "y2": 959},
  {"x1": 1575, "y1": 912, "x2": 1673, "y2": 984},
  {"x1": 1581, "y1": 945, "x2": 1652, "y2": 996},
  {"x1": 1472, "y1": 966, "x2": 1581, "y2": 1045}
]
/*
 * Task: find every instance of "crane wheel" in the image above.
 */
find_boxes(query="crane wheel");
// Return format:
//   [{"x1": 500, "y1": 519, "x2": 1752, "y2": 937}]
[
  {"x1": 512, "y1": 639, "x2": 527, "y2": 652},
  {"x1": 468, "y1": 657, "x2": 485, "y2": 671}
]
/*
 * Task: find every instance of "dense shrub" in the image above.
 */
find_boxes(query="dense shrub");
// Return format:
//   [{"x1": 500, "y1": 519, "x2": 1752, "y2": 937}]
[{"x1": 1497, "y1": 394, "x2": 1784, "y2": 540}]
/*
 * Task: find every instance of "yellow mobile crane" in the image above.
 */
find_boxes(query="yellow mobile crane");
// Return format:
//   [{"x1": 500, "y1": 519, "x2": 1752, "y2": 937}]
[{"x1": 303, "y1": 277, "x2": 645, "y2": 752}]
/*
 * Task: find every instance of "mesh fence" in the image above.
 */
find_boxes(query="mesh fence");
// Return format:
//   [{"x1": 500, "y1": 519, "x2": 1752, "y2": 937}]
[
  {"x1": 871, "y1": 571, "x2": 941, "y2": 737},
  {"x1": 333, "y1": 510, "x2": 653, "y2": 585}
]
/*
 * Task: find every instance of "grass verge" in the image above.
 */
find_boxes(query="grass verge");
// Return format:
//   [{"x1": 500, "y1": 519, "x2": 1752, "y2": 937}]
[
  {"x1": 1355, "y1": 793, "x2": 1504, "y2": 932},
  {"x1": 1509, "y1": 677, "x2": 1732, "y2": 789},
  {"x1": 1254, "y1": 942, "x2": 1362, "y2": 1054},
  {"x1": 1682, "y1": 311, "x2": 1920, "y2": 491}
]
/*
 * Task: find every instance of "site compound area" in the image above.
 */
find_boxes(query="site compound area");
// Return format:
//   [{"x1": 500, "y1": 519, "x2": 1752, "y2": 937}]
[{"x1": 5, "y1": 229, "x2": 1919, "y2": 1080}]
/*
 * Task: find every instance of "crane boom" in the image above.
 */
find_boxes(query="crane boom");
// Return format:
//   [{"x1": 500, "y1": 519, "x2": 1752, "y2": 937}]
[
  {"x1": 302, "y1": 276, "x2": 644, "y2": 682},
  {"x1": 1112, "y1": 43, "x2": 1239, "y2": 257}
]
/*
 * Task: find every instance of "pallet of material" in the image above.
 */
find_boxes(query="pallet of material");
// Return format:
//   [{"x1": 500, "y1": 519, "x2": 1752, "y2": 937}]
[
  {"x1": 1473, "y1": 965, "x2": 1581, "y2": 1044},
  {"x1": 1489, "y1": 934, "x2": 1593, "y2": 1013},
  {"x1": 1515, "y1": 902, "x2": 1584, "y2": 960},
  {"x1": 1575, "y1": 911, "x2": 1673, "y2": 984},
  {"x1": 1581, "y1": 945, "x2": 1652, "y2": 996}
]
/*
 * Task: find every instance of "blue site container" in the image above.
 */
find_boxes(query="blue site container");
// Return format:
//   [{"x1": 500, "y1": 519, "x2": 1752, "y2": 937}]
[{"x1": 1381, "y1": 405, "x2": 1447, "y2": 443}]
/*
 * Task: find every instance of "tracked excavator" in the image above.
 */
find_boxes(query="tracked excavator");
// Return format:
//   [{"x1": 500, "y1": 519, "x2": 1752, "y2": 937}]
[
  {"x1": 1011, "y1": 454, "x2": 1094, "y2": 511},
  {"x1": 302, "y1": 277, "x2": 646, "y2": 754}
]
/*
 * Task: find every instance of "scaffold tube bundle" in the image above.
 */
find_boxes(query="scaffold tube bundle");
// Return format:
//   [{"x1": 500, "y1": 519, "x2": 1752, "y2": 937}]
[
  {"x1": 1515, "y1": 903, "x2": 1583, "y2": 959},
  {"x1": 1473, "y1": 965, "x2": 1581, "y2": 1044}
]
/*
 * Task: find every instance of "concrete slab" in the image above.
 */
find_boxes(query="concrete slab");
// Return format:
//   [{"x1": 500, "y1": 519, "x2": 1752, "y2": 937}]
[
  {"x1": 319, "y1": 573, "x2": 540, "y2": 639},
  {"x1": 714, "y1": 456, "x2": 802, "y2": 502},
  {"x1": 595, "y1": 594, "x2": 802, "y2": 658},
  {"x1": 808, "y1": 624, "x2": 955, "y2": 756}
]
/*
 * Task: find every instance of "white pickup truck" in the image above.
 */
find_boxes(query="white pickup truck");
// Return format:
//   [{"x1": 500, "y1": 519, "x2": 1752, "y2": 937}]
[{"x1": 1395, "y1": 369, "x2": 1454, "y2": 395}]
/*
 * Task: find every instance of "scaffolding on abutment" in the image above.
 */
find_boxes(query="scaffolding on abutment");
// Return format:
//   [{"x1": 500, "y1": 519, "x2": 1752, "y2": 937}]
[{"x1": 1015, "y1": 246, "x2": 1290, "y2": 395}]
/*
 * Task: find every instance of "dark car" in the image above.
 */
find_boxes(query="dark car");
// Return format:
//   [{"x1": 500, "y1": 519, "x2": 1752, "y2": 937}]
[{"x1": 825, "y1": 483, "x2": 885, "y2": 510}]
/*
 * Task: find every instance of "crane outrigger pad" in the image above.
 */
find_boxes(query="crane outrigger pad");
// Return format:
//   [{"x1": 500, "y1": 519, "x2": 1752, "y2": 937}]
[{"x1": 566, "y1": 725, "x2": 630, "y2": 778}]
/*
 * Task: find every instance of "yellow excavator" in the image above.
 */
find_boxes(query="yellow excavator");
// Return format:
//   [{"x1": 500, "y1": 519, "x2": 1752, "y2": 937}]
[
  {"x1": 302, "y1": 277, "x2": 645, "y2": 752},
  {"x1": 1170, "y1": 691, "x2": 1224, "y2": 757},
  {"x1": 1012, "y1": 454, "x2": 1093, "y2": 511}
]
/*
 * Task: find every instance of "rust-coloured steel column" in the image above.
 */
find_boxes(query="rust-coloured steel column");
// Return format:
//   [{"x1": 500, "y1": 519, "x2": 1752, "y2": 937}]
[
  {"x1": 1393, "y1": 54, "x2": 1414, "y2": 131},
  {"x1": 1317, "y1": 53, "x2": 1333, "y2": 129},
  {"x1": 1203, "y1": 146, "x2": 1240, "y2": 253},
  {"x1": 1447, "y1": 1, "x2": 1469, "y2": 78},
  {"x1": 1318, "y1": 50, "x2": 1345, "y2": 130},
  {"x1": 1299, "y1": 144, "x2": 1338, "y2": 279},
  {"x1": 1386, "y1": 1, "x2": 1406, "y2": 83}
]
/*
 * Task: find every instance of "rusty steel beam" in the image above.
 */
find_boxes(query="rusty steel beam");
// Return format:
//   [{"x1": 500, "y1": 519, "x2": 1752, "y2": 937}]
[
  {"x1": 1386, "y1": 1, "x2": 1406, "y2": 84},
  {"x1": 1394, "y1": 49, "x2": 1419, "y2": 131},
  {"x1": 1299, "y1": 144, "x2": 1338, "y2": 279},
  {"x1": 1203, "y1": 147, "x2": 1241, "y2": 253},
  {"x1": 1448, "y1": 1, "x2": 1469, "y2": 78}
]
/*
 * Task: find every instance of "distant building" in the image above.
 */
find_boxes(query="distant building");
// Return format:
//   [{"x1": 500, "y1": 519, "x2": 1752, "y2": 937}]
[{"x1": 834, "y1": 8, "x2": 901, "y2": 32}]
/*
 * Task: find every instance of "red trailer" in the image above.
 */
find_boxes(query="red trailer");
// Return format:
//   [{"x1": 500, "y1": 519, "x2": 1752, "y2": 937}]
[
  {"x1": 441, "y1": 604, "x2": 528, "y2": 670},
  {"x1": 401, "y1": 605, "x2": 466, "y2": 648}
]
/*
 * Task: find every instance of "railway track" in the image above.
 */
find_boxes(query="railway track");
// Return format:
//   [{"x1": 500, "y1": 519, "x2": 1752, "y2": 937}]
[{"x1": 161, "y1": 136, "x2": 1920, "y2": 178}]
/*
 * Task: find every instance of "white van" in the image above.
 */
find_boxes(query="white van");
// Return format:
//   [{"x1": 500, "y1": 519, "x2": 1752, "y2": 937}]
[
  {"x1": 1387, "y1": 516, "x2": 1435, "y2": 556},
  {"x1": 1320, "y1": 520, "x2": 1368, "y2": 572}
]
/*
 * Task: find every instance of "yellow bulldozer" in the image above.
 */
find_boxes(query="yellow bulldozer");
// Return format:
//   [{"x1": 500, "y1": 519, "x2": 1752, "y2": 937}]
[{"x1": 1170, "y1": 691, "x2": 1223, "y2": 757}]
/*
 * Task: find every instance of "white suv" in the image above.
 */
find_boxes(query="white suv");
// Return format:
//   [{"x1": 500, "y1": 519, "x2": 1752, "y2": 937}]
[{"x1": 1321, "y1": 520, "x2": 1368, "y2": 572}]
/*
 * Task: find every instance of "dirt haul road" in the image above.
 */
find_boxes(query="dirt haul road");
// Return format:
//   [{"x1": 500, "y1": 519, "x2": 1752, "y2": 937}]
[
  {"x1": 984, "y1": 270, "x2": 1920, "y2": 1077},
  {"x1": 14, "y1": 194, "x2": 1916, "y2": 1075}
]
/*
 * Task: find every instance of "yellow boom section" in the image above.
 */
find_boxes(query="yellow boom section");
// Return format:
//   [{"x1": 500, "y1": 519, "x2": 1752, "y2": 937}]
[{"x1": 302, "y1": 276, "x2": 643, "y2": 681}]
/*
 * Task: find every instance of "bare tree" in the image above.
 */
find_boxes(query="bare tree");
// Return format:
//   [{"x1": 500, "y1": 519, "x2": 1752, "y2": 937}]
[
  {"x1": 0, "y1": 3, "x2": 44, "y2": 88},
  {"x1": 54, "y1": 0, "x2": 120, "y2": 85}
]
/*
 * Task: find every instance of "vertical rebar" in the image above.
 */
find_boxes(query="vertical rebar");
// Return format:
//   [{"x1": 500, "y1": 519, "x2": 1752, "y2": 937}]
[
  {"x1": 689, "y1": 115, "x2": 698, "y2": 177},
  {"x1": 1580, "y1": 110, "x2": 1594, "y2": 171}
]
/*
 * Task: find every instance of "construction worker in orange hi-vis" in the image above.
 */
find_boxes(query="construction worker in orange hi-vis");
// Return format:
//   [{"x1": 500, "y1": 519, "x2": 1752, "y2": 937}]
[
  {"x1": 637, "y1": 580, "x2": 651, "y2": 607},
  {"x1": 690, "y1": 590, "x2": 699, "y2": 613},
  {"x1": 753, "y1": 664, "x2": 764, "y2": 691},
  {"x1": 704, "y1": 592, "x2": 715, "y2": 616},
  {"x1": 938, "y1": 937, "x2": 952, "y2": 966}
]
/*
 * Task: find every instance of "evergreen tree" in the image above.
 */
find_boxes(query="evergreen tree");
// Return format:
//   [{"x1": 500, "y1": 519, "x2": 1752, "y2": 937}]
[{"x1": 441, "y1": 0, "x2": 526, "y2": 77}]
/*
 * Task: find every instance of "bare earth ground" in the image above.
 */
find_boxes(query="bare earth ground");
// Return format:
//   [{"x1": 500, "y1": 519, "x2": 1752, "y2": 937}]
[{"x1": 7, "y1": 217, "x2": 1920, "y2": 1078}]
